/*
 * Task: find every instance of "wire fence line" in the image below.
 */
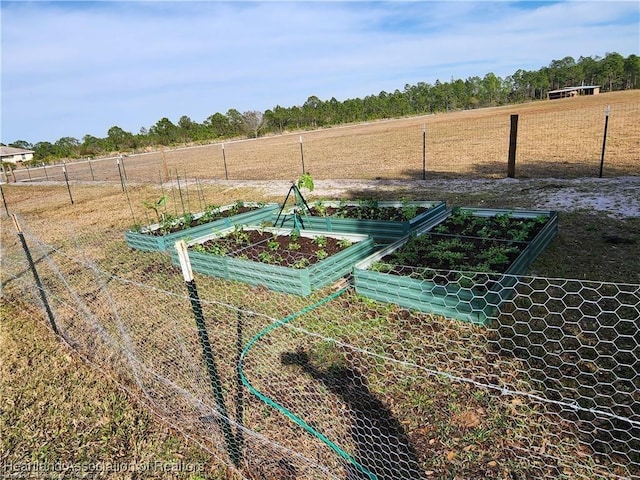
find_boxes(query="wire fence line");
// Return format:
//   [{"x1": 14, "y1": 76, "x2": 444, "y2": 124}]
[
  {"x1": 1, "y1": 212, "x2": 638, "y2": 480},
  {"x1": 4, "y1": 99, "x2": 639, "y2": 184}
]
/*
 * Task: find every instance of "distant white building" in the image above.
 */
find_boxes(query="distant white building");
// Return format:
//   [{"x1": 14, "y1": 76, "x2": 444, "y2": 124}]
[{"x1": 0, "y1": 146, "x2": 35, "y2": 164}]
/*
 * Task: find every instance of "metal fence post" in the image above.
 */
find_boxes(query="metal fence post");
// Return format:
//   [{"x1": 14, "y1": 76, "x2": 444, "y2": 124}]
[
  {"x1": 507, "y1": 114, "x2": 519, "y2": 178},
  {"x1": 117, "y1": 157, "x2": 125, "y2": 192},
  {"x1": 88, "y1": 158, "x2": 95, "y2": 181},
  {"x1": 422, "y1": 124, "x2": 426, "y2": 180},
  {"x1": 120, "y1": 155, "x2": 128, "y2": 181},
  {"x1": 599, "y1": 105, "x2": 611, "y2": 178},
  {"x1": 12, "y1": 214, "x2": 59, "y2": 336},
  {"x1": 299, "y1": 136, "x2": 306, "y2": 174},
  {"x1": 175, "y1": 240, "x2": 240, "y2": 466},
  {"x1": 63, "y1": 163, "x2": 74, "y2": 205},
  {"x1": 222, "y1": 143, "x2": 229, "y2": 180},
  {"x1": 234, "y1": 309, "x2": 245, "y2": 463},
  {"x1": 1, "y1": 185, "x2": 9, "y2": 216}
]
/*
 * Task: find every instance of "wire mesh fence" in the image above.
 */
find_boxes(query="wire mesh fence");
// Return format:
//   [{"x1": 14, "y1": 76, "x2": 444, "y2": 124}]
[
  {"x1": 2, "y1": 211, "x2": 638, "y2": 480},
  {"x1": 5, "y1": 94, "x2": 639, "y2": 184}
]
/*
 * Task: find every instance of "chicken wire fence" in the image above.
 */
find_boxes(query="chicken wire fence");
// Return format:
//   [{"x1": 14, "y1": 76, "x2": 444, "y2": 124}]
[{"x1": 1, "y1": 214, "x2": 639, "y2": 480}]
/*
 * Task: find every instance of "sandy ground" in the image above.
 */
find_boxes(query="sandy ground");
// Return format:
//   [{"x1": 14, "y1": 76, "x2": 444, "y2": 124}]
[
  {"x1": 207, "y1": 176, "x2": 640, "y2": 219},
  {"x1": 2, "y1": 176, "x2": 638, "y2": 219}
]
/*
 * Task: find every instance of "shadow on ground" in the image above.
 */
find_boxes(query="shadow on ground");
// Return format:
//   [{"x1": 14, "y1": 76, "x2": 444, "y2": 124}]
[{"x1": 281, "y1": 349, "x2": 425, "y2": 480}]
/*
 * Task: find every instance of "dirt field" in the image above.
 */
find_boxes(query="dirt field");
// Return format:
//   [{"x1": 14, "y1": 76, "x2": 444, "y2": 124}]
[{"x1": 7, "y1": 90, "x2": 639, "y2": 184}]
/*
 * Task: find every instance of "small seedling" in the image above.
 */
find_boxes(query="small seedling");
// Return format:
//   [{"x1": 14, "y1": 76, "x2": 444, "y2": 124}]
[
  {"x1": 314, "y1": 236, "x2": 328, "y2": 248},
  {"x1": 143, "y1": 195, "x2": 169, "y2": 223},
  {"x1": 316, "y1": 249, "x2": 328, "y2": 260},
  {"x1": 297, "y1": 173, "x2": 315, "y2": 192}
]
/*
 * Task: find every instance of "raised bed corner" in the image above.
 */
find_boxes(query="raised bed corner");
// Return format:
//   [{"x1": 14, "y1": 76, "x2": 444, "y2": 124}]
[
  {"x1": 354, "y1": 207, "x2": 558, "y2": 324},
  {"x1": 125, "y1": 202, "x2": 280, "y2": 252}
]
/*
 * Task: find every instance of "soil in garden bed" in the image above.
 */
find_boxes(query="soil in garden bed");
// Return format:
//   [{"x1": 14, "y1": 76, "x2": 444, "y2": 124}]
[
  {"x1": 147, "y1": 205, "x2": 258, "y2": 236},
  {"x1": 380, "y1": 234, "x2": 526, "y2": 274},
  {"x1": 193, "y1": 230, "x2": 353, "y2": 268},
  {"x1": 308, "y1": 204, "x2": 431, "y2": 221},
  {"x1": 432, "y1": 210, "x2": 549, "y2": 242}
]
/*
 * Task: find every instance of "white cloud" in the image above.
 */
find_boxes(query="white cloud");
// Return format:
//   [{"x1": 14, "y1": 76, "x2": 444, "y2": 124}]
[{"x1": 1, "y1": 1, "x2": 638, "y2": 143}]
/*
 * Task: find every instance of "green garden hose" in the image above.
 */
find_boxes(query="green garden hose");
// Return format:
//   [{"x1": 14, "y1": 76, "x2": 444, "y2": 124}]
[{"x1": 238, "y1": 288, "x2": 378, "y2": 480}]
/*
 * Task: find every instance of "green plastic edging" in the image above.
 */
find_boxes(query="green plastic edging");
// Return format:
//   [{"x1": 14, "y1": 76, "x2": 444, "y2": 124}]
[
  {"x1": 125, "y1": 203, "x2": 280, "y2": 252},
  {"x1": 353, "y1": 208, "x2": 558, "y2": 324}
]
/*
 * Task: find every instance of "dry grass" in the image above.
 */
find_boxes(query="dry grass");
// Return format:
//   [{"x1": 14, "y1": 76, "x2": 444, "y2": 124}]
[
  {"x1": 9, "y1": 90, "x2": 639, "y2": 184},
  {"x1": 0, "y1": 302, "x2": 236, "y2": 480}
]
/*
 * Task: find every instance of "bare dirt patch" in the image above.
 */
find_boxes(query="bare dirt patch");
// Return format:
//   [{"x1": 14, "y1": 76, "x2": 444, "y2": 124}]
[{"x1": 203, "y1": 176, "x2": 640, "y2": 219}]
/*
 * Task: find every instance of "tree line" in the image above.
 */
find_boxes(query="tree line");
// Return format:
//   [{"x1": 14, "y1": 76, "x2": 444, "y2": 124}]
[{"x1": 7, "y1": 52, "x2": 639, "y2": 164}]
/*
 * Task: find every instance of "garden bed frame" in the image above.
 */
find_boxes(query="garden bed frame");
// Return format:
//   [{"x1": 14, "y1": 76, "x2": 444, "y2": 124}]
[
  {"x1": 124, "y1": 202, "x2": 280, "y2": 252},
  {"x1": 173, "y1": 226, "x2": 375, "y2": 296},
  {"x1": 278, "y1": 200, "x2": 447, "y2": 244},
  {"x1": 354, "y1": 207, "x2": 559, "y2": 324}
]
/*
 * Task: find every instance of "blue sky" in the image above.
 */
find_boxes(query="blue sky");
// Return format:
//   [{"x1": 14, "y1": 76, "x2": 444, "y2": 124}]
[{"x1": 1, "y1": 1, "x2": 638, "y2": 144}]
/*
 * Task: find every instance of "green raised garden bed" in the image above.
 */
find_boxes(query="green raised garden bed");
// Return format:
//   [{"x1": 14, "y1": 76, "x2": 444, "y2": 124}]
[
  {"x1": 125, "y1": 202, "x2": 280, "y2": 252},
  {"x1": 354, "y1": 207, "x2": 558, "y2": 324},
  {"x1": 277, "y1": 200, "x2": 447, "y2": 244},
  {"x1": 173, "y1": 226, "x2": 375, "y2": 296}
]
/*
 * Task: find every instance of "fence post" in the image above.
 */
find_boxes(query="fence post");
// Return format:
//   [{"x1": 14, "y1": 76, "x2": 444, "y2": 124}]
[
  {"x1": 12, "y1": 214, "x2": 59, "y2": 336},
  {"x1": 234, "y1": 309, "x2": 245, "y2": 463},
  {"x1": 117, "y1": 157, "x2": 125, "y2": 192},
  {"x1": 299, "y1": 136, "x2": 306, "y2": 174},
  {"x1": 422, "y1": 124, "x2": 426, "y2": 180},
  {"x1": 1, "y1": 184, "x2": 9, "y2": 216},
  {"x1": 599, "y1": 105, "x2": 611, "y2": 178},
  {"x1": 120, "y1": 155, "x2": 128, "y2": 181},
  {"x1": 175, "y1": 240, "x2": 240, "y2": 466},
  {"x1": 507, "y1": 114, "x2": 519, "y2": 178},
  {"x1": 3, "y1": 163, "x2": 16, "y2": 183},
  {"x1": 222, "y1": 143, "x2": 229, "y2": 180},
  {"x1": 63, "y1": 163, "x2": 74, "y2": 205},
  {"x1": 88, "y1": 158, "x2": 95, "y2": 181}
]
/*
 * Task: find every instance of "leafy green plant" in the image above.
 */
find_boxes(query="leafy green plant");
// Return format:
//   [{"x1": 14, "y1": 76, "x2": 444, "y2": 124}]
[
  {"x1": 314, "y1": 236, "x2": 329, "y2": 248},
  {"x1": 199, "y1": 204, "x2": 221, "y2": 223},
  {"x1": 316, "y1": 249, "x2": 328, "y2": 260},
  {"x1": 267, "y1": 235, "x2": 280, "y2": 251},
  {"x1": 292, "y1": 258, "x2": 310, "y2": 269},
  {"x1": 143, "y1": 195, "x2": 168, "y2": 223},
  {"x1": 205, "y1": 243, "x2": 228, "y2": 256},
  {"x1": 230, "y1": 225, "x2": 250, "y2": 244},
  {"x1": 401, "y1": 200, "x2": 418, "y2": 221},
  {"x1": 258, "y1": 251, "x2": 275, "y2": 264},
  {"x1": 297, "y1": 173, "x2": 315, "y2": 192},
  {"x1": 289, "y1": 229, "x2": 301, "y2": 242},
  {"x1": 369, "y1": 261, "x2": 395, "y2": 273},
  {"x1": 337, "y1": 238, "x2": 352, "y2": 249},
  {"x1": 288, "y1": 241, "x2": 301, "y2": 250}
]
